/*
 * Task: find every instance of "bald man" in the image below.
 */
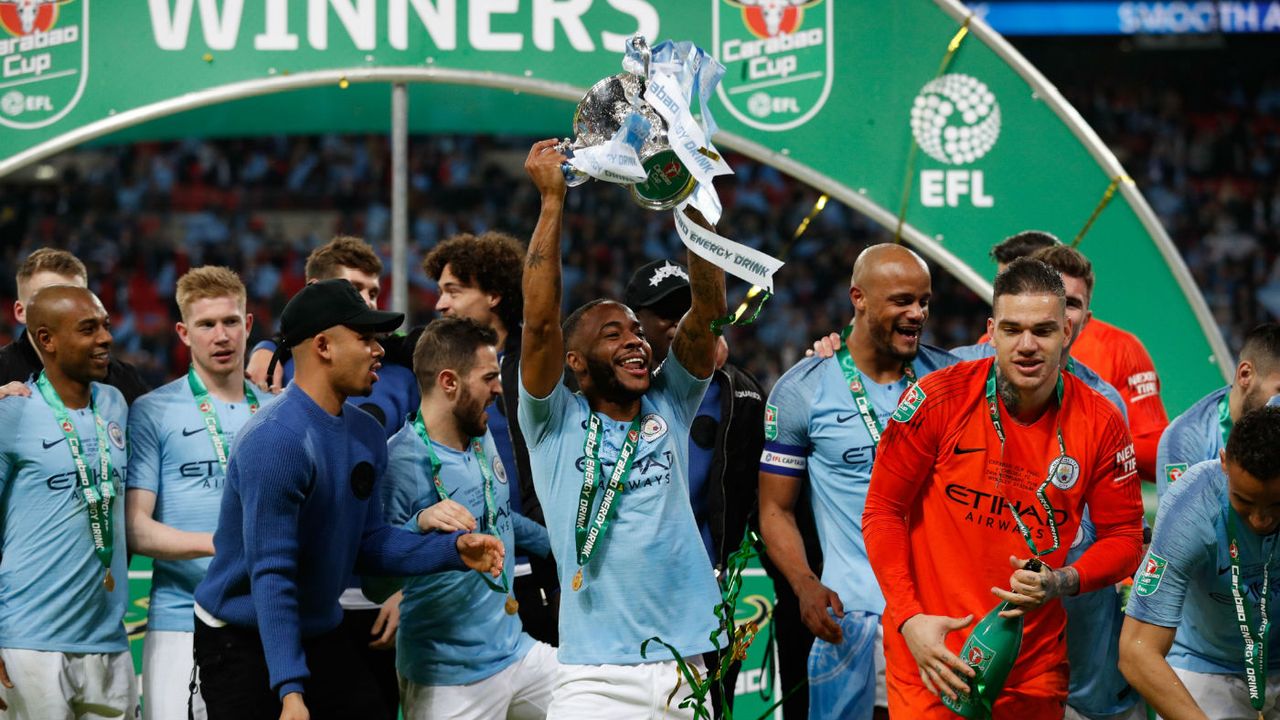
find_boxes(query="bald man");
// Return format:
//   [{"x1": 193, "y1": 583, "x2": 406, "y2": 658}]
[
  {"x1": 0, "y1": 285, "x2": 137, "y2": 717},
  {"x1": 759, "y1": 244, "x2": 960, "y2": 720}
]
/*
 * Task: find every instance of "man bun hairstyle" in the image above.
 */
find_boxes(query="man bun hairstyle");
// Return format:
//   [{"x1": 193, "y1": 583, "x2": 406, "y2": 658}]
[
  {"x1": 1225, "y1": 406, "x2": 1280, "y2": 483},
  {"x1": 992, "y1": 257, "x2": 1066, "y2": 306},
  {"x1": 423, "y1": 232, "x2": 525, "y2": 335},
  {"x1": 305, "y1": 235, "x2": 383, "y2": 281},
  {"x1": 412, "y1": 316, "x2": 500, "y2": 396}
]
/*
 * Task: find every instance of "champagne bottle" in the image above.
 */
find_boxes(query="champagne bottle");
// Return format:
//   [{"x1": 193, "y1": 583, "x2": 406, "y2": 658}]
[{"x1": 942, "y1": 559, "x2": 1039, "y2": 719}]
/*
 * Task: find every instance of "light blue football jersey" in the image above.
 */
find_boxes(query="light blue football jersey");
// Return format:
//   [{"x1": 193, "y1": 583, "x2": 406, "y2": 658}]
[
  {"x1": 127, "y1": 376, "x2": 276, "y2": 632},
  {"x1": 0, "y1": 381, "x2": 130, "y2": 652},
  {"x1": 383, "y1": 423, "x2": 549, "y2": 685},
  {"x1": 760, "y1": 344, "x2": 958, "y2": 614},
  {"x1": 1127, "y1": 460, "x2": 1280, "y2": 675},
  {"x1": 518, "y1": 353, "x2": 721, "y2": 665},
  {"x1": 1156, "y1": 385, "x2": 1229, "y2": 500}
]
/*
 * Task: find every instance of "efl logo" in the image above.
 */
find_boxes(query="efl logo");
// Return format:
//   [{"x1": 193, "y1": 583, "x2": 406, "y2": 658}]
[
  {"x1": 910, "y1": 73, "x2": 1001, "y2": 208},
  {"x1": 0, "y1": 0, "x2": 86, "y2": 130},
  {"x1": 714, "y1": 0, "x2": 833, "y2": 132}
]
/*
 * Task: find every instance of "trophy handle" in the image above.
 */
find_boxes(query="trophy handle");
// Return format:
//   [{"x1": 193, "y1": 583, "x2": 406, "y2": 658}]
[{"x1": 556, "y1": 139, "x2": 590, "y2": 188}]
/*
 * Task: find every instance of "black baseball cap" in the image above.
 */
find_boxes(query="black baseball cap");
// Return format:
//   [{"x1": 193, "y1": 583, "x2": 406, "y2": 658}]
[
  {"x1": 277, "y1": 279, "x2": 404, "y2": 348},
  {"x1": 624, "y1": 260, "x2": 692, "y2": 313}
]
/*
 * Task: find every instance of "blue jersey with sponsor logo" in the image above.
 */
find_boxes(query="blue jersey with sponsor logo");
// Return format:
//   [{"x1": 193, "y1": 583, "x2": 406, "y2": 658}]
[
  {"x1": 1155, "y1": 385, "x2": 1229, "y2": 500},
  {"x1": 517, "y1": 353, "x2": 721, "y2": 665},
  {"x1": 0, "y1": 381, "x2": 130, "y2": 653},
  {"x1": 1126, "y1": 460, "x2": 1280, "y2": 674},
  {"x1": 760, "y1": 344, "x2": 957, "y2": 614},
  {"x1": 383, "y1": 424, "x2": 548, "y2": 685},
  {"x1": 127, "y1": 376, "x2": 277, "y2": 632}
]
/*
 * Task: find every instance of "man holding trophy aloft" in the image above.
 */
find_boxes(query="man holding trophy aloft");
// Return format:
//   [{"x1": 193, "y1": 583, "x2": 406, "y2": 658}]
[{"x1": 863, "y1": 258, "x2": 1146, "y2": 718}]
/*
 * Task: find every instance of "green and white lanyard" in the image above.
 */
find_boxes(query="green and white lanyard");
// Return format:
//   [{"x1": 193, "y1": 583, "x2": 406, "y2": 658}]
[
  {"x1": 186, "y1": 365, "x2": 259, "y2": 474},
  {"x1": 834, "y1": 325, "x2": 916, "y2": 445},
  {"x1": 1225, "y1": 506, "x2": 1276, "y2": 719},
  {"x1": 410, "y1": 414, "x2": 509, "y2": 594},
  {"x1": 1218, "y1": 392, "x2": 1234, "y2": 449},
  {"x1": 572, "y1": 413, "x2": 642, "y2": 592},
  {"x1": 35, "y1": 372, "x2": 117, "y2": 591},
  {"x1": 985, "y1": 363, "x2": 1067, "y2": 561}
]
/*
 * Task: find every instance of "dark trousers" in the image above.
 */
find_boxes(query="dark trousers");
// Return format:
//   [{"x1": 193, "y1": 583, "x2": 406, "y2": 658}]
[
  {"x1": 513, "y1": 571, "x2": 559, "y2": 646},
  {"x1": 338, "y1": 608, "x2": 400, "y2": 720},
  {"x1": 770, "y1": 571, "x2": 816, "y2": 719},
  {"x1": 194, "y1": 617, "x2": 389, "y2": 720}
]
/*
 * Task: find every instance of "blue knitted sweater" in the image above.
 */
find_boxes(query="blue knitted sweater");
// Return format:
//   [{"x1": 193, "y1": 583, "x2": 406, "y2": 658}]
[{"x1": 194, "y1": 384, "x2": 465, "y2": 698}]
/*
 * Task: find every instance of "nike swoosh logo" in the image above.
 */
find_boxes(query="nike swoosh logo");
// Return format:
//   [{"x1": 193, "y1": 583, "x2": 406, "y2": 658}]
[
  {"x1": 182, "y1": 427, "x2": 205, "y2": 437},
  {"x1": 1219, "y1": 565, "x2": 1231, "y2": 576},
  {"x1": 954, "y1": 447, "x2": 984, "y2": 454},
  {"x1": 42, "y1": 438, "x2": 65, "y2": 449},
  {"x1": 836, "y1": 414, "x2": 857, "y2": 423}
]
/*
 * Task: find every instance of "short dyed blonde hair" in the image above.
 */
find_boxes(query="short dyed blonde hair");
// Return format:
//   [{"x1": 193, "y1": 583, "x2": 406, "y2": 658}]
[
  {"x1": 16, "y1": 248, "x2": 87, "y2": 299},
  {"x1": 175, "y1": 266, "x2": 246, "y2": 320}
]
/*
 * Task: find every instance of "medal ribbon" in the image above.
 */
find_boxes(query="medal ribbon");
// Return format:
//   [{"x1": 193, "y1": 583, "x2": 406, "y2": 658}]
[
  {"x1": 35, "y1": 372, "x2": 116, "y2": 582},
  {"x1": 575, "y1": 413, "x2": 643, "y2": 570},
  {"x1": 834, "y1": 325, "x2": 917, "y2": 445},
  {"x1": 1225, "y1": 507, "x2": 1276, "y2": 714},
  {"x1": 984, "y1": 363, "x2": 1066, "y2": 558},
  {"x1": 1218, "y1": 392, "x2": 1234, "y2": 449},
  {"x1": 411, "y1": 414, "x2": 508, "y2": 593},
  {"x1": 186, "y1": 365, "x2": 259, "y2": 474}
]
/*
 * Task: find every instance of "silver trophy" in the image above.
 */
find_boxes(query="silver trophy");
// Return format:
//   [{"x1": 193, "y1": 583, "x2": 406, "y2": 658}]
[{"x1": 558, "y1": 36, "x2": 698, "y2": 211}]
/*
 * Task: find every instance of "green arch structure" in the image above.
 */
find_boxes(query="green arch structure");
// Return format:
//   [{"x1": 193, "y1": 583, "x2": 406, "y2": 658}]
[{"x1": 0, "y1": 0, "x2": 1230, "y2": 412}]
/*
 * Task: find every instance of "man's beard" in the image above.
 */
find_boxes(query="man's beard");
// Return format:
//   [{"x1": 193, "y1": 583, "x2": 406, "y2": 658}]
[
  {"x1": 454, "y1": 386, "x2": 489, "y2": 439},
  {"x1": 1241, "y1": 383, "x2": 1272, "y2": 417},
  {"x1": 869, "y1": 319, "x2": 918, "y2": 363},
  {"x1": 585, "y1": 355, "x2": 644, "y2": 404}
]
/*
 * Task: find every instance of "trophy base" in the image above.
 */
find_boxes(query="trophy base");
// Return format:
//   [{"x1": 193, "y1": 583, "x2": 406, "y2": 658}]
[{"x1": 631, "y1": 149, "x2": 697, "y2": 211}]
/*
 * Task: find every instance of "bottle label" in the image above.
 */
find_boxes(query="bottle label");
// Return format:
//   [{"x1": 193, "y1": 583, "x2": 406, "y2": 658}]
[{"x1": 965, "y1": 636, "x2": 997, "y2": 676}]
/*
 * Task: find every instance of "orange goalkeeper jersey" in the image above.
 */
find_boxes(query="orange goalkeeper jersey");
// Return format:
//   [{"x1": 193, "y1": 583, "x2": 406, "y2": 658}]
[{"x1": 863, "y1": 358, "x2": 1144, "y2": 714}]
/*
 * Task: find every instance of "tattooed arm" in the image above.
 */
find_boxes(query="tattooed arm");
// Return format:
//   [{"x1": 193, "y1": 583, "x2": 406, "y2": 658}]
[
  {"x1": 520, "y1": 139, "x2": 569, "y2": 398},
  {"x1": 670, "y1": 207, "x2": 728, "y2": 380}
]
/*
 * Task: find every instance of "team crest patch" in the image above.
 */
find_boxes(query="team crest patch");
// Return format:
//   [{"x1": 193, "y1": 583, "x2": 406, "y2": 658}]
[
  {"x1": 764, "y1": 403, "x2": 779, "y2": 441},
  {"x1": 492, "y1": 456, "x2": 508, "y2": 484},
  {"x1": 640, "y1": 413, "x2": 668, "y2": 442},
  {"x1": 1049, "y1": 456, "x2": 1080, "y2": 491},
  {"x1": 107, "y1": 421, "x2": 125, "y2": 450},
  {"x1": 890, "y1": 385, "x2": 926, "y2": 423},
  {"x1": 350, "y1": 461, "x2": 375, "y2": 500},
  {"x1": 1164, "y1": 463, "x2": 1188, "y2": 486},
  {"x1": 1134, "y1": 553, "x2": 1167, "y2": 597},
  {"x1": 965, "y1": 637, "x2": 996, "y2": 675}
]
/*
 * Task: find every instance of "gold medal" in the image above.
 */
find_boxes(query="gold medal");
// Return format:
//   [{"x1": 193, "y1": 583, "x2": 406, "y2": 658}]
[
  {"x1": 504, "y1": 596, "x2": 519, "y2": 615},
  {"x1": 572, "y1": 568, "x2": 584, "y2": 592},
  {"x1": 103, "y1": 569, "x2": 115, "y2": 592}
]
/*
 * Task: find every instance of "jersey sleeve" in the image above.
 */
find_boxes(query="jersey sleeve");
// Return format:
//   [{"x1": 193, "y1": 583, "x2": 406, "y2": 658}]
[
  {"x1": 517, "y1": 374, "x2": 572, "y2": 449},
  {"x1": 1070, "y1": 408, "x2": 1145, "y2": 593},
  {"x1": 381, "y1": 434, "x2": 431, "y2": 532},
  {"x1": 759, "y1": 365, "x2": 814, "y2": 478},
  {"x1": 947, "y1": 343, "x2": 994, "y2": 362},
  {"x1": 125, "y1": 396, "x2": 163, "y2": 494},
  {"x1": 863, "y1": 375, "x2": 948, "y2": 630},
  {"x1": 0, "y1": 398, "x2": 20, "y2": 494},
  {"x1": 1155, "y1": 415, "x2": 1204, "y2": 500},
  {"x1": 1116, "y1": 337, "x2": 1169, "y2": 481},
  {"x1": 650, "y1": 351, "x2": 712, "y2": 430},
  {"x1": 1124, "y1": 467, "x2": 1214, "y2": 627}
]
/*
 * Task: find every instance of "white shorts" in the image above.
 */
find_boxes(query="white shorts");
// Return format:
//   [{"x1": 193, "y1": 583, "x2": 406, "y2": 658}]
[
  {"x1": 401, "y1": 641, "x2": 559, "y2": 720},
  {"x1": 142, "y1": 630, "x2": 205, "y2": 720},
  {"x1": 1168, "y1": 666, "x2": 1280, "y2": 720},
  {"x1": 0, "y1": 647, "x2": 138, "y2": 720},
  {"x1": 548, "y1": 654, "x2": 708, "y2": 720}
]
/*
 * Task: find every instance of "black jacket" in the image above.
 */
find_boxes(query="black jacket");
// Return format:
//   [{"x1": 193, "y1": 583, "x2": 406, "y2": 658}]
[
  {"x1": 0, "y1": 329, "x2": 151, "y2": 405},
  {"x1": 704, "y1": 362, "x2": 766, "y2": 571}
]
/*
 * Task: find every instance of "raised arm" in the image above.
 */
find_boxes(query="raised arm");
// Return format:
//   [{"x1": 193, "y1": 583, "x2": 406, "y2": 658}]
[
  {"x1": 671, "y1": 207, "x2": 728, "y2": 380},
  {"x1": 520, "y1": 139, "x2": 569, "y2": 398}
]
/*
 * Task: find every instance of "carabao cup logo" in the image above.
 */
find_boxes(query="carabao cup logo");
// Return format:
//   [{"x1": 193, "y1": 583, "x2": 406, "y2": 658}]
[
  {"x1": 0, "y1": 0, "x2": 87, "y2": 130},
  {"x1": 714, "y1": 0, "x2": 833, "y2": 132},
  {"x1": 910, "y1": 74, "x2": 1002, "y2": 165}
]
